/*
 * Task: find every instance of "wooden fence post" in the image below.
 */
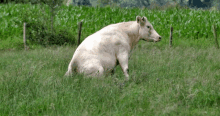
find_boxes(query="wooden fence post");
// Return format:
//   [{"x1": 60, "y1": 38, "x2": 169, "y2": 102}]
[
  {"x1": 213, "y1": 24, "x2": 219, "y2": 49},
  {"x1": 78, "y1": 21, "x2": 83, "y2": 46},
  {"x1": 23, "y1": 22, "x2": 27, "y2": 50},
  {"x1": 197, "y1": 31, "x2": 199, "y2": 39},
  {"x1": 169, "y1": 26, "x2": 173, "y2": 47}
]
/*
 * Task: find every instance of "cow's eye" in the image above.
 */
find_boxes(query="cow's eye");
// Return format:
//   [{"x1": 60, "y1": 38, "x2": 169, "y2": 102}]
[{"x1": 147, "y1": 26, "x2": 150, "y2": 28}]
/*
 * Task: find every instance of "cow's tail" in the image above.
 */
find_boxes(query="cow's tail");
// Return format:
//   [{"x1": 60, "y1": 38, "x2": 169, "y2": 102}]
[{"x1": 65, "y1": 60, "x2": 77, "y2": 76}]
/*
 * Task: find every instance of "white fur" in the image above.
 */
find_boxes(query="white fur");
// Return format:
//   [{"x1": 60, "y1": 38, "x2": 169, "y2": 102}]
[{"x1": 65, "y1": 16, "x2": 161, "y2": 80}]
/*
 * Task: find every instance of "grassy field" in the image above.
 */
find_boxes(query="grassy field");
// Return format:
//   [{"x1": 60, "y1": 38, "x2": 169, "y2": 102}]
[
  {"x1": 1, "y1": 43, "x2": 220, "y2": 115},
  {"x1": 0, "y1": 3, "x2": 220, "y2": 115}
]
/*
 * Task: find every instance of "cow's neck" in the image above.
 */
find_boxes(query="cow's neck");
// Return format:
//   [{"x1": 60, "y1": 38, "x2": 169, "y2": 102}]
[{"x1": 126, "y1": 22, "x2": 141, "y2": 50}]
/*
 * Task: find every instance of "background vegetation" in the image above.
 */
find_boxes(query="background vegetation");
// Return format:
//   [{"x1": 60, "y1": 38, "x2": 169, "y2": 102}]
[
  {"x1": 0, "y1": 2, "x2": 220, "y2": 115},
  {"x1": 0, "y1": 4, "x2": 220, "y2": 50}
]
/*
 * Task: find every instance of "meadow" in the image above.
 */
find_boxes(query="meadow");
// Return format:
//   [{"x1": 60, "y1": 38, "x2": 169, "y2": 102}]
[
  {"x1": 0, "y1": 3, "x2": 220, "y2": 115},
  {"x1": 1, "y1": 44, "x2": 220, "y2": 115}
]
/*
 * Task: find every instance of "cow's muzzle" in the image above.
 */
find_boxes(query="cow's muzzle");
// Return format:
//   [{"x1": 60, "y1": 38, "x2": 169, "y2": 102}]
[{"x1": 154, "y1": 36, "x2": 162, "y2": 42}]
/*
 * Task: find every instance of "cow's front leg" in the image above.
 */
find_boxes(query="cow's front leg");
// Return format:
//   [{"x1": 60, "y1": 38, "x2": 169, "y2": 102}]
[{"x1": 117, "y1": 51, "x2": 129, "y2": 81}]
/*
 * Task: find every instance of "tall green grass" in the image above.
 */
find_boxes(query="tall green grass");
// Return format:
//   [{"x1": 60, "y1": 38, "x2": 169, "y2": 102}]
[
  {"x1": 0, "y1": 44, "x2": 220, "y2": 115},
  {"x1": 0, "y1": 4, "x2": 220, "y2": 50}
]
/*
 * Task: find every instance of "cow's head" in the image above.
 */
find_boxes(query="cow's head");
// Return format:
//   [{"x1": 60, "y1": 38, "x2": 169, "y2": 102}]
[{"x1": 136, "y1": 16, "x2": 161, "y2": 42}]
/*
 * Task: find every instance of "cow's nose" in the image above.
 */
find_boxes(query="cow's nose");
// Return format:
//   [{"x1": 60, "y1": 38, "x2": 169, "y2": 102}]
[{"x1": 158, "y1": 36, "x2": 162, "y2": 40}]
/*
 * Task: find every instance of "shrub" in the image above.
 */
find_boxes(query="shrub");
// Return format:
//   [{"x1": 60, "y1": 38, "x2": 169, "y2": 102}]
[{"x1": 26, "y1": 20, "x2": 75, "y2": 46}]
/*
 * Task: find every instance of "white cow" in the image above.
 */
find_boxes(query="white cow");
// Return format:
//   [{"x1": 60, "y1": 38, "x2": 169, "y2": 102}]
[{"x1": 65, "y1": 16, "x2": 161, "y2": 80}]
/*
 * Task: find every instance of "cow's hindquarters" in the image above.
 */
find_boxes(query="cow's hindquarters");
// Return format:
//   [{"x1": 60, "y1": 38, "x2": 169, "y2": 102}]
[{"x1": 78, "y1": 59, "x2": 104, "y2": 77}]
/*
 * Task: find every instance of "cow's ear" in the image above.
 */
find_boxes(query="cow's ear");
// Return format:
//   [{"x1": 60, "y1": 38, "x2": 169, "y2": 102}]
[
  {"x1": 141, "y1": 16, "x2": 147, "y2": 22},
  {"x1": 136, "y1": 16, "x2": 141, "y2": 23},
  {"x1": 137, "y1": 16, "x2": 146, "y2": 26},
  {"x1": 142, "y1": 17, "x2": 145, "y2": 22}
]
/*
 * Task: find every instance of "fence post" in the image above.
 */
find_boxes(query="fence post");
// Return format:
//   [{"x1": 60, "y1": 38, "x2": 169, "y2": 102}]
[
  {"x1": 23, "y1": 22, "x2": 27, "y2": 50},
  {"x1": 213, "y1": 24, "x2": 219, "y2": 49},
  {"x1": 196, "y1": 31, "x2": 199, "y2": 39},
  {"x1": 169, "y1": 26, "x2": 173, "y2": 47},
  {"x1": 78, "y1": 21, "x2": 83, "y2": 46}
]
